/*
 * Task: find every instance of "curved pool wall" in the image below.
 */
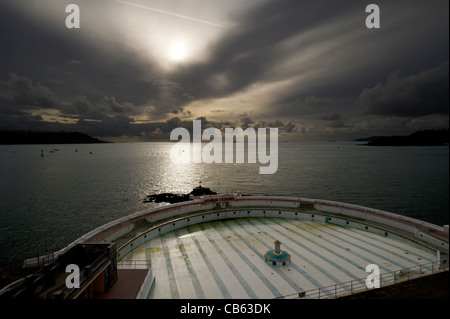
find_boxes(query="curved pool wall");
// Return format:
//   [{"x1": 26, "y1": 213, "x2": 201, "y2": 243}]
[{"x1": 23, "y1": 195, "x2": 449, "y2": 268}]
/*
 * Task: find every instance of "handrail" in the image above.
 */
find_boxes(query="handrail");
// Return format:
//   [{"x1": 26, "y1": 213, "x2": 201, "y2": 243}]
[
  {"x1": 275, "y1": 260, "x2": 449, "y2": 299},
  {"x1": 117, "y1": 260, "x2": 151, "y2": 269}
]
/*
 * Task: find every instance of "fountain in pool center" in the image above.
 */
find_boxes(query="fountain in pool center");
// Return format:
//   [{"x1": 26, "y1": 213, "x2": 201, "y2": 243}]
[{"x1": 265, "y1": 240, "x2": 291, "y2": 267}]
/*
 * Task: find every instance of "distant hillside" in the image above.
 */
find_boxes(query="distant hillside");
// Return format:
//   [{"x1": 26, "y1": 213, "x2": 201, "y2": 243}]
[
  {"x1": 363, "y1": 129, "x2": 448, "y2": 146},
  {"x1": 0, "y1": 130, "x2": 110, "y2": 145},
  {"x1": 353, "y1": 136, "x2": 384, "y2": 142}
]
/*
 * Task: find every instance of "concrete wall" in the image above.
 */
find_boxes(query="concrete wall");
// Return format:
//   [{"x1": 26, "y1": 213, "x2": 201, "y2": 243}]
[
  {"x1": 144, "y1": 203, "x2": 216, "y2": 224},
  {"x1": 313, "y1": 202, "x2": 448, "y2": 251},
  {"x1": 116, "y1": 206, "x2": 446, "y2": 261},
  {"x1": 229, "y1": 198, "x2": 300, "y2": 208},
  {"x1": 136, "y1": 269, "x2": 154, "y2": 299}
]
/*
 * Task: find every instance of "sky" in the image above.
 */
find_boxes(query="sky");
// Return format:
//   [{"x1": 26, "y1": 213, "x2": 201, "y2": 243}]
[{"x1": 0, "y1": 0, "x2": 448, "y2": 142}]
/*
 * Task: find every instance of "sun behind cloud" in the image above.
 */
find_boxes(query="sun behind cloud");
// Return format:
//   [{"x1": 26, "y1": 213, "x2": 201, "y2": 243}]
[{"x1": 169, "y1": 41, "x2": 187, "y2": 61}]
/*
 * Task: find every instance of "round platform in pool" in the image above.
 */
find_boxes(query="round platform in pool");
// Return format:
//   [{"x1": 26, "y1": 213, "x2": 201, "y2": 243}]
[{"x1": 122, "y1": 216, "x2": 439, "y2": 299}]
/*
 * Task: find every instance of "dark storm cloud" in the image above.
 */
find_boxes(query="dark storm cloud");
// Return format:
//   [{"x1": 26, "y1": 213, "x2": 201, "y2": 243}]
[
  {"x1": 0, "y1": 73, "x2": 140, "y2": 119},
  {"x1": 0, "y1": 74, "x2": 61, "y2": 109},
  {"x1": 168, "y1": 0, "x2": 448, "y2": 131},
  {"x1": 359, "y1": 62, "x2": 449, "y2": 117},
  {"x1": 0, "y1": 0, "x2": 448, "y2": 140},
  {"x1": 170, "y1": 0, "x2": 358, "y2": 99},
  {"x1": 76, "y1": 115, "x2": 136, "y2": 137},
  {"x1": 0, "y1": 0, "x2": 190, "y2": 121},
  {"x1": 272, "y1": 95, "x2": 335, "y2": 118},
  {"x1": 321, "y1": 112, "x2": 341, "y2": 121},
  {"x1": 318, "y1": 112, "x2": 346, "y2": 129},
  {"x1": 262, "y1": 0, "x2": 448, "y2": 118},
  {"x1": 0, "y1": 73, "x2": 62, "y2": 130},
  {"x1": 62, "y1": 94, "x2": 140, "y2": 121},
  {"x1": 146, "y1": 79, "x2": 195, "y2": 117},
  {"x1": 135, "y1": 115, "x2": 296, "y2": 140}
]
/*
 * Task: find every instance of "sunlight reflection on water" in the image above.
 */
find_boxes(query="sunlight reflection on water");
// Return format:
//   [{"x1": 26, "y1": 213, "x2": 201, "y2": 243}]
[{"x1": 0, "y1": 141, "x2": 448, "y2": 266}]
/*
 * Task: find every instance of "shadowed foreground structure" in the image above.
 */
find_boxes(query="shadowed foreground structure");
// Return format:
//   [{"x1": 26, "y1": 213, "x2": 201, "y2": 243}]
[
  {"x1": 340, "y1": 271, "x2": 449, "y2": 299},
  {"x1": 3, "y1": 195, "x2": 448, "y2": 299}
]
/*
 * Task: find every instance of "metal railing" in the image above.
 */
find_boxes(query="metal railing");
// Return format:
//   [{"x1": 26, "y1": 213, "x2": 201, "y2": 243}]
[
  {"x1": 276, "y1": 260, "x2": 449, "y2": 299},
  {"x1": 117, "y1": 259, "x2": 151, "y2": 269}
]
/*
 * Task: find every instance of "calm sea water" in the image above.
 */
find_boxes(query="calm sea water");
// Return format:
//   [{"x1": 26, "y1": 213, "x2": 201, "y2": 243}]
[{"x1": 0, "y1": 141, "x2": 448, "y2": 267}]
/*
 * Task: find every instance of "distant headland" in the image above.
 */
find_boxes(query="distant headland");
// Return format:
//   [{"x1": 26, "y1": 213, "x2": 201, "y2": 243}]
[
  {"x1": 0, "y1": 130, "x2": 110, "y2": 145},
  {"x1": 355, "y1": 129, "x2": 449, "y2": 146}
]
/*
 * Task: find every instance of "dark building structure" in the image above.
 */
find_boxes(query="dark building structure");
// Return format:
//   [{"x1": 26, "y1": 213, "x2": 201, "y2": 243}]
[{"x1": 0, "y1": 243, "x2": 118, "y2": 299}]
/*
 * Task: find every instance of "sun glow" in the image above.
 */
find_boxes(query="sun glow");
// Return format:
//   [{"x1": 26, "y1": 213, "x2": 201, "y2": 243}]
[{"x1": 169, "y1": 42, "x2": 187, "y2": 61}]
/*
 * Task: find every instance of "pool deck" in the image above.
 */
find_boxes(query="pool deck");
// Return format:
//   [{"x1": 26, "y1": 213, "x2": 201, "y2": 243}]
[
  {"x1": 20, "y1": 195, "x2": 448, "y2": 299},
  {"x1": 122, "y1": 217, "x2": 442, "y2": 299},
  {"x1": 96, "y1": 269, "x2": 149, "y2": 299}
]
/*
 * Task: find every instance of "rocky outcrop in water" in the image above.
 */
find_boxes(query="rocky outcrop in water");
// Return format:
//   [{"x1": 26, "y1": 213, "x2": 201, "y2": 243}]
[{"x1": 144, "y1": 184, "x2": 217, "y2": 204}]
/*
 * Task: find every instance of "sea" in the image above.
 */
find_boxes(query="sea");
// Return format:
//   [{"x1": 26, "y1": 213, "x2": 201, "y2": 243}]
[{"x1": 0, "y1": 141, "x2": 448, "y2": 268}]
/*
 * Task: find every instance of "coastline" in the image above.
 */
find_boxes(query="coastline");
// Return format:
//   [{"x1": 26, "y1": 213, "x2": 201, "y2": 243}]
[{"x1": 0, "y1": 130, "x2": 111, "y2": 145}]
